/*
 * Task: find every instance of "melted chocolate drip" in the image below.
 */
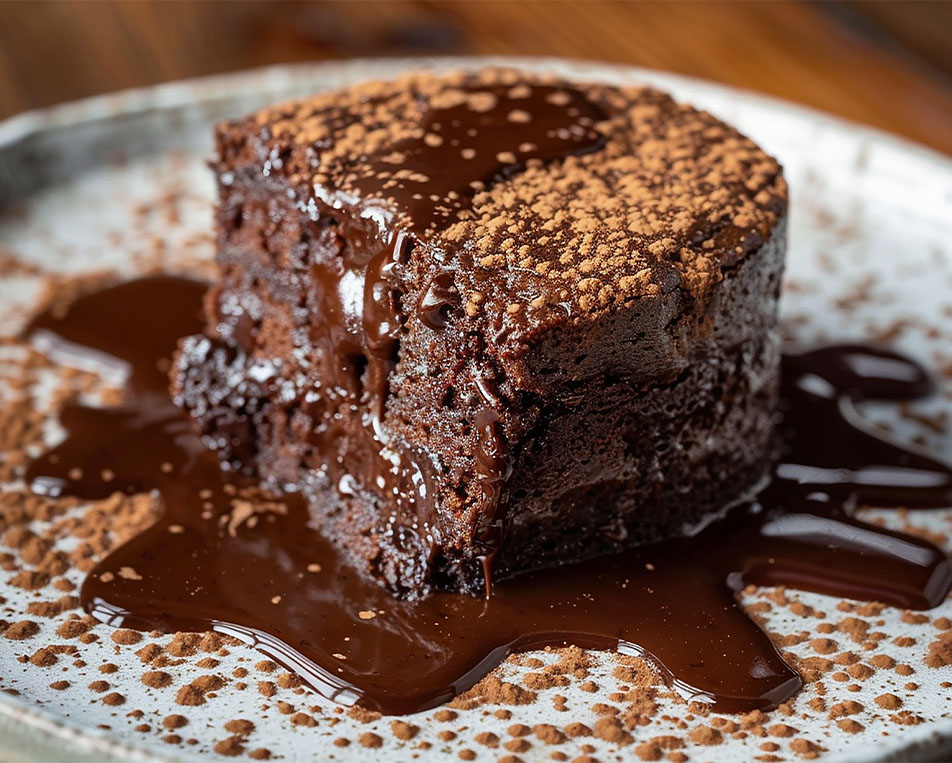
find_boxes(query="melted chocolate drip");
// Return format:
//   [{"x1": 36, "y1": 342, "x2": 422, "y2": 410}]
[
  {"x1": 274, "y1": 85, "x2": 610, "y2": 585},
  {"x1": 24, "y1": 277, "x2": 952, "y2": 715}
]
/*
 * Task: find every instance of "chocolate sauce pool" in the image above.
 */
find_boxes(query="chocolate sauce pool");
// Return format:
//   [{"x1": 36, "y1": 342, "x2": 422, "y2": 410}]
[{"x1": 24, "y1": 277, "x2": 952, "y2": 714}]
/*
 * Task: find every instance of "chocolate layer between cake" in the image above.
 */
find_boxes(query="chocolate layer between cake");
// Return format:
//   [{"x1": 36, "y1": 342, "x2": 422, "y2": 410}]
[{"x1": 171, "y1": 68, "x2": 787, "y2": 597}]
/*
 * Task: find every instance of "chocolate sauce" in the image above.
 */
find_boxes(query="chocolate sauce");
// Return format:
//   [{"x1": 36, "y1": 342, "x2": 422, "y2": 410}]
[
  {"x1": 24, "y1": 277, "x2": 952, "y2": 715},
  {"x1": 352, "y1": 84, "x2": 606, "y2": 233}
]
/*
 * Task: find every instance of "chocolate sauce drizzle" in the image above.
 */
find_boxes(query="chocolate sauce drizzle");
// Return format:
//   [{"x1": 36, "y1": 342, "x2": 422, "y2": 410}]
[
  {"x1": 24, "y1": 277, "x2": 952, "y2": 715},
  {"x1": 351, "y1": 84, "x2": 607, "y2": 233}
]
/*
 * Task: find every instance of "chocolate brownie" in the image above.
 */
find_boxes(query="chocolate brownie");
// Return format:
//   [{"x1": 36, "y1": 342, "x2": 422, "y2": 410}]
[{"x1": 171, "y1": 68, "x2": 787, "y2": 597}]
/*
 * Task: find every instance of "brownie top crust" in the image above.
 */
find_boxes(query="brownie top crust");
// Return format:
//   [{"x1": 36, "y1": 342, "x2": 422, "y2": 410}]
[{"x1": 232, "y1": 68, "x2": 786, "y2": 332}]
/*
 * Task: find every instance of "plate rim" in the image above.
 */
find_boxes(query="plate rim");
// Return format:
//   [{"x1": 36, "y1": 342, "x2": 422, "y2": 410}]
[{"x1": 1, "y1": 55, "x2": 951, "y2": 171}]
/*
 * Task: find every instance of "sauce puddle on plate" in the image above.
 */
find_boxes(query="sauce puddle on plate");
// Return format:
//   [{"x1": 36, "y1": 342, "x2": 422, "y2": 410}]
[{"x1": 24, "y1": 276, "x2": 952, "y2": 714}]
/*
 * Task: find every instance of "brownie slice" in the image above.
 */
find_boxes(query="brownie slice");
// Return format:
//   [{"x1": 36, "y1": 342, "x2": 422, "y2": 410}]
[{"x1": 172, "y1": 68, "x2": 787, "y2": 597}]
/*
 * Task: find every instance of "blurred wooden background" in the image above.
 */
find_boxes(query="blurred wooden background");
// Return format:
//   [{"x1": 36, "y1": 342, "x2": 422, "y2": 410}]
[{"x1": 1, "y1": 1, "x2": 950, "y2": 155}]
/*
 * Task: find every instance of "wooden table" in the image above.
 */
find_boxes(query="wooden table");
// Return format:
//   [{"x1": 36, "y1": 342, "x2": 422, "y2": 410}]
[{"x1": 1, "y1": 1, "x2": 950, "y2": 155}]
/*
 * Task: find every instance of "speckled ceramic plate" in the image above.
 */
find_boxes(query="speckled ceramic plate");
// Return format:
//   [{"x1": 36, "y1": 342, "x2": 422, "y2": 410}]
[{"x1": 1, "y1": 57, "x2": 952, "y2": 763}]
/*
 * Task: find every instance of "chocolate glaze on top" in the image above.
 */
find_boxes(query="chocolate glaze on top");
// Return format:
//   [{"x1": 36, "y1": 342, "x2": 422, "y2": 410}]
[
  {"x1": 350, "y1": 84, "x2": 607, "y2": 233},
  {"x1": 25, "y1": 277, "x2": 952, "y2": 715}
]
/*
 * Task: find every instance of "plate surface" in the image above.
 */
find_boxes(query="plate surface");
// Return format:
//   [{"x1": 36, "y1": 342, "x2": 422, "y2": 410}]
[{"x1": 1, "y1": 57, "x2": 952, "y2": 763}]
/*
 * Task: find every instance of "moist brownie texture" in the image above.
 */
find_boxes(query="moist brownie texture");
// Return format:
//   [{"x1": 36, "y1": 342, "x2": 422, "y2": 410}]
[{"x1": 171, "y1": 68, "x2": 787, "y2": 597}]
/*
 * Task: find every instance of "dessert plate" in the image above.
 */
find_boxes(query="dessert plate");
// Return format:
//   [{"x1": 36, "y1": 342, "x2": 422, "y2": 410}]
[{"x1": 1, "y1": 57, "x2": 952, "y2": 763}]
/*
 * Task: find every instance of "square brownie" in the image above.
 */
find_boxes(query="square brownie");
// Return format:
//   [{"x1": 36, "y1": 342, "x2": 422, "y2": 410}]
[{"x1": 172, "y1": 68, "x2": 787, "y2": 596}]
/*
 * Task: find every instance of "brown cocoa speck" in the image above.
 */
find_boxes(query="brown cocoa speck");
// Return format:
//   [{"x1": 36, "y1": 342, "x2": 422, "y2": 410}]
[
  {"x1": 926, "y1": 631, "x2": 952, "y2": 667},
  {"x1": 475, "y1": 731, "x2": 499, "y2": 747},
  {"x1": 135, "y1": 643, "x2": 163, "y2": 663},
  {"x1": 635, "y1": 741, "x2": 663, "y2": 761},
  {"x1": 449, "y1": 674, "x2": 536, "y2": 709},
  {"x1": 213, "y1": 736, "x2": 244, "y2": 757},
  {"x1": 4, "y1": 620, "x2": 39, "y2": 640},
  {"x1": 290, "y1": 712, "x2": 317, "y2": 727},
  {"x1": 838, "y1": 719, "x2": 864, "y2": 733},
  {"x1": 110, "y1": 628, "x2": 141, "y2": 645},
  {"x1": 504, "y1": 738, "x2": 531, "y2": 753},
  {"x1": 257, "y1": 681, "x2": 276, "y2": 698},
  {"x1": 790, "y1": 738, "x2": 823, "y2": 757},
  {"x1": 809, "y1": 638, "x2": 837, "y2": 654},
  {"x1": 688, "y1": 725, "x2": 723, "y2": 745},
  {"x1": 224, "y1": 719, "x2": 255, "y2": 736},
  {"x1": 875, "y1": 693, "x2": 903, "y2": 709},
  {"x1": 891, "y1": 710, "x2": 925, "y2": 725},
  {"x1": 347, "y1": 706, "x2": 381, "y2": 723},
  {"x1": 390, "y1": 720, "x2": 418, "y2": 740},
  {"x1": 533, "y1": 724, "x2": 566, "y2": 745},
  {"x1": 358, "y1": 732, "x2": 383, "y2": 749},
  {"x1": 163, "y1": 714, "x2": 188, "y2": 729},
  {"x1": 846, "y1": 663, "x2": 873, "y2": 680},
  {"x1": 142, "y1": 670, "x2": 172, "y2": 688},
  {"x1": 174, "y1": 685, "x2": 204, "y2": 706},
  {"x1": 564, "y1": 722, "x2": 592, "y2": 738},
  {"x1": 593, "y1": 717, "x2": 631, "y2": 745}
]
